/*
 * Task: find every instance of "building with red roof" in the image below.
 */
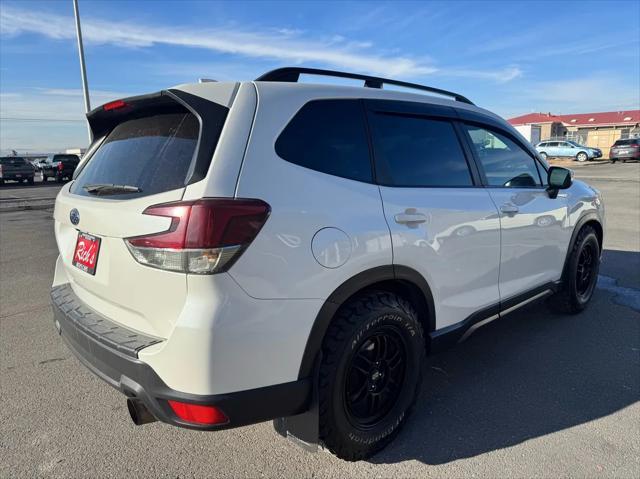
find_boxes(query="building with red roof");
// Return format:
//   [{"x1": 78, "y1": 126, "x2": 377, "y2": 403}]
[{"x1": 507, "y1": 110, "x2": 640, "y2": 158}]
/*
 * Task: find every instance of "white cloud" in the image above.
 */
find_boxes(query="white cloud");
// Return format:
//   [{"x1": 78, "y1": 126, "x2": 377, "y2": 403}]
[
  {"x1": 531, "y1": 77, "x2": 640, "y2": 110},
  {"x1": 438, "y1": 66, "x2": 523, "y2": 83},
  {"x1": 0, "y1": 5, "x2": 435, "y2": 77},
  {"x1": 489, "y1": 76, "x2": 640, "y2": 119},
  {"x1": 0, "y1": 5, "x2": 520, "y2": 82},
  {"x1": 0, "y1": 88, "x2": 132, "y2": 151}
]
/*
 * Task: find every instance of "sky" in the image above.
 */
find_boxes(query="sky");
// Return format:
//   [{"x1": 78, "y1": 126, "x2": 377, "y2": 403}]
[{"x1": 1, "y1": 0, "x2": 639, "y2": 152}]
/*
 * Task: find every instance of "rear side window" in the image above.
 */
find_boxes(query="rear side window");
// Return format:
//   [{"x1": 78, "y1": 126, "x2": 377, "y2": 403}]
[
  {"x1": 71, "y1": 111, "x2": 199, "y2": 198},
  {"x1": 275, "y1": 100, "x2": 372, "y2": 182},
  {"x1": 368, "y1": 113, "x2": 472, "y2": 187}
]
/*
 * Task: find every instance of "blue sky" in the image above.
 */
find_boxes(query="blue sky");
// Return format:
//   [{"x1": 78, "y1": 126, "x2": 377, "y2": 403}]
[{"x1": 1, "y1": 0, "x2": 639, "y2": 152}]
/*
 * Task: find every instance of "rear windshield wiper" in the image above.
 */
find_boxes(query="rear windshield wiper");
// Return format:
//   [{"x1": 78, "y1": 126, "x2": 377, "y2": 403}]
[{"x1": 83, "y1": 183, "x2": 142, "y2": 195}]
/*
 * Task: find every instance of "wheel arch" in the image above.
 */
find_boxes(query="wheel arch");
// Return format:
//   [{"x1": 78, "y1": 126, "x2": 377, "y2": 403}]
[
  {"x1": 562, "y1": 213, "x2": 603, "y2": 281},
  {"x1": 297, "y1": 265, "x2": 435, "y2": 379}
]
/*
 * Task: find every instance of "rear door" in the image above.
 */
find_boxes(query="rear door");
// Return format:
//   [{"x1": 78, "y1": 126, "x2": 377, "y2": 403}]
[
  {"x1": 558, "y1": 142, "x2": 573, "y2": 157},
  {"x1": 546, "y1": 141, "x2": 560, "y2": 157},
  {"x1": 53, "y1": 90, "x2": 232, "y2": 338},
  {"x1": 365, "y1": 100, "x2": 501, "y2": 330},
  {"x1": 460, "y1": 122, "x2": 571, "y2": 300}
]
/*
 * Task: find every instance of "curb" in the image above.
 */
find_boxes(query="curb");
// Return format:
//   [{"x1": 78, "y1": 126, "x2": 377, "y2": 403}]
[{"x1": 549, "y1": 160, "x2": 612, "y2": 168}]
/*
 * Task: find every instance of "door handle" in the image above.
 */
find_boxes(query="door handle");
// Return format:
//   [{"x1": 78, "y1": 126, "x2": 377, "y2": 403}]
[
  {"x1": 394, "y1": 209, "x2": 427, "y2": 225},
  {"x1": 500, "y1": 204, "x2": 519, "y2": 215}
]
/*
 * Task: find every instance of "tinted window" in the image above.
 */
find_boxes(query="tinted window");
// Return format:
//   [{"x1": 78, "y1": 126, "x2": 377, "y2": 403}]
[
  {"x1": 535, "y1": 160, "x2": 548, "y2": 186},
  {"x1": 275, "y1": 100, "x2": 372, "y2": 182},
  {"x1": 54, "y1": 154, "x2": 80, "y2": 163},
  {"x1": 547, "y1": 142, "x2": 560, "y2": 147},
  {"x1": 71, "y1": 111, "x2": 199, "y2": 198},
  {"x1": 369, "y1": 113, "x2": 472, "y2": 187},
  {"x1": 0, "y1": 157, "x2": 28, "y2": 166},
  {"x1": 614, "y1": 139, "x2": 638, "y2": 146},
  {"x1": 464, "y1": 125, "x2": 542, "y2": 187}
]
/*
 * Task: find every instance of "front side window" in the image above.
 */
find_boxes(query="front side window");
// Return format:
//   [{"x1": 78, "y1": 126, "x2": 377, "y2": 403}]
[
  {"x1": 275, "y1": 100, "x2": 372, "y2": 182},
  {"x1": 368, "y1": 113, "x2": 472, "y2": 187},
  {"x1": 464, "y1": 125, "x2": 542, "y2": 188}
]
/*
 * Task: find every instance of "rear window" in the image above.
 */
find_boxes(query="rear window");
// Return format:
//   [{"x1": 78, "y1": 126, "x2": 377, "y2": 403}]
[
  {"x1": 614, "y1": 139, "x2": 638, "y2": 146},
  {"x1": 54, "y1": 154, "x2": 80, "y2": 163},
  {"x1": 275, "y1": 100, "x2": 372, "y2": 182},
  {"x1": 369, "y1": 113, "x2": 472, "y2": 187},
  {"x1": 0, "y1": 157, "x2": 28, "y2": 166},
  {"x1": 71, "y1": 111, "x2": 200, "y2": 198}
]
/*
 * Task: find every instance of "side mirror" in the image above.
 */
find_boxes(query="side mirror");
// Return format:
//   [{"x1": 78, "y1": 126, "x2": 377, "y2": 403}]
[{"x1": 547, "y1": 166, "x2": 572, "y2": 198}]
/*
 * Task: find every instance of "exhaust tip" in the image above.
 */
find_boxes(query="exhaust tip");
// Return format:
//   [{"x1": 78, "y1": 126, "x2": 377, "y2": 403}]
[{"x1": 126, "y1": 398, "x2": 157, "y2": 426}]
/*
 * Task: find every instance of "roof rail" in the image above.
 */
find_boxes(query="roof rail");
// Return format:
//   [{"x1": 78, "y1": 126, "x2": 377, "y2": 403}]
[{"x1": 255, "y1": 67, "x2": 474, "y2": 105}]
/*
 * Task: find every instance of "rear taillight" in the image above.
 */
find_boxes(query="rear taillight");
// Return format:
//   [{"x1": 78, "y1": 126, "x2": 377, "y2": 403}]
[
  {"x1": 125, "y1": 198, "x2": 270, "y2": 274},
  {"x1": 168, "y1": 400, "x2": 228, "y2": 425},
  {"x1": 57, "y1": 162, "x2": 63, "y2": 172}
]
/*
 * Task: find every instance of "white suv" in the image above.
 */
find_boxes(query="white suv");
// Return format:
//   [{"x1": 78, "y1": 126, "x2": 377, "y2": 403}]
[{"x1": 51, "y1": 68, "x2": 605, "y2": 461}]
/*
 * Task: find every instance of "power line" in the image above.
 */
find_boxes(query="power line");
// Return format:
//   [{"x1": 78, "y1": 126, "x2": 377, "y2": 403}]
[{"x1": 0, "y1": 117, "x2": 85, "y2": 123}]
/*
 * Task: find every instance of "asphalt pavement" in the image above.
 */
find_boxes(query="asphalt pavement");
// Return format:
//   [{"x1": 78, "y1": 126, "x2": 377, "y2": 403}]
[{"x1": 1, "y1": 163, "x2": 638, "y2": 478}]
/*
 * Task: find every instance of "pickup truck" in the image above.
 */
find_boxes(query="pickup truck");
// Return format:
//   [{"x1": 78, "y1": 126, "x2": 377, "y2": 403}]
[
  {"x1": 0, "y1": 157, "x2": 35, "y2": 185},
  {"x1": 42, "y1": 154, "x2": 80, "y2": 183}
]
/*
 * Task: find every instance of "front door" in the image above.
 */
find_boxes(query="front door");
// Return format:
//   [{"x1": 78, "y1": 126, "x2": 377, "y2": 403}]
[
  {"x1": 365, "y1": 101, "x2": 501, "y2": 330},
  {"x1": 461, "y1": 124, "x2": 572, "y2": 300}
]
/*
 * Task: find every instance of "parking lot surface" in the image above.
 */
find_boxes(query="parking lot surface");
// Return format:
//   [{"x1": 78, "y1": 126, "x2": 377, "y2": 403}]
[{"x1": 1, "y1": 163, "x2": 638, "y2": 478}]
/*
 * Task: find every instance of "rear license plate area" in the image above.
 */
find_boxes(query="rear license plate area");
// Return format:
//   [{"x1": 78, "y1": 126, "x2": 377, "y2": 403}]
[{"x1": 72, "y1": 232, "x2": 101, "y2": 275}]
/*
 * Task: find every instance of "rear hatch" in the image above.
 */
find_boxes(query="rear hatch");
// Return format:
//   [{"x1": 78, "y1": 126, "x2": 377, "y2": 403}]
[{"x1": 54, "y1": 89, "x2": 230, "y2": 338}]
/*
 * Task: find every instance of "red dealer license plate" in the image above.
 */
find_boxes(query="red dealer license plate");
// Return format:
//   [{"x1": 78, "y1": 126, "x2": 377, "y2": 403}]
[{"x1": 72, "y1": 232, "x2": 101, "y2": 275}]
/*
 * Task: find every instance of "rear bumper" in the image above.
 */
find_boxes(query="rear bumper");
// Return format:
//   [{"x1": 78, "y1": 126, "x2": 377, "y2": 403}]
[
  {"x1": 51, "y1": 284, "x2": 311, "y2": 430},
  {"x1": 610, "y1": 151, "x2": 640, "y2": 159},
  {"x1": 0, "y1": 173, "x2": 34, "y2": 180}
]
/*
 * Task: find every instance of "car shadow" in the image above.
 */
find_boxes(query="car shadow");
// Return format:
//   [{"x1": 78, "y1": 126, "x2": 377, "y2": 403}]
[{"x1": 370, "y1": 249, "x2": 640, "y2": 465}]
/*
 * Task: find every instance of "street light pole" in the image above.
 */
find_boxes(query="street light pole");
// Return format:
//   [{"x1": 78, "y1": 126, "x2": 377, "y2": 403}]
[{"x1": 72, "y1": 0, "x2": 92, "y2": 141}]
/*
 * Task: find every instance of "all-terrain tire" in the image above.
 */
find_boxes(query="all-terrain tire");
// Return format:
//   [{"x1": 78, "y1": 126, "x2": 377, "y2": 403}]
[
  {"x1": 318, "y1": 291, "x2": 425, "y2": 461},
  {"x1": 550, "y1": 225, "x2": 600, "y2": 314}
]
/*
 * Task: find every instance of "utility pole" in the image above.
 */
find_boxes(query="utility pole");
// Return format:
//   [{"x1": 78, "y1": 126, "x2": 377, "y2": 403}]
[{"x1": 72, "y1": 0, "x2": 92, "y2": 141}]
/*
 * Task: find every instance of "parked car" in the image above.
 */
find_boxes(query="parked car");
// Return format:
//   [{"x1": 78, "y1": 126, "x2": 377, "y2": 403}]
[
  {"x1": 535, "y1": 140, "x2": 599, "y2": 162},
  {"x1": 0, "y1": 156, "x2": 35, "y2": 185},
  {"x1": 31, "y1": 158, "x2": 48, "y2": 171},
  {"x1": 41, "y1": 154, "x2": 80, "y2": 182},
  {"x1": 50, "y1": 67, "x2": 605, "y2": 461},
  {"x1": 609, "y1": 138, "x2": 640, "y2": 163}
]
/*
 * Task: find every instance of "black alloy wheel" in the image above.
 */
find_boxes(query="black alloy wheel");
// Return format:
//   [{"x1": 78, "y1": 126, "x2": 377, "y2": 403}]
[
  {"x1": 344, "y1": 327, "x2": 407, "y2": 430},
  {"x1": 576, "y1": 242, "x2": 597, "y2": 300}
]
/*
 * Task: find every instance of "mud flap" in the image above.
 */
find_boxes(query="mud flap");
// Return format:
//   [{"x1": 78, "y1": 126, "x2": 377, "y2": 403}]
[{"x1": 273, "y1": 353, "x2": 321, "y2": 452}]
